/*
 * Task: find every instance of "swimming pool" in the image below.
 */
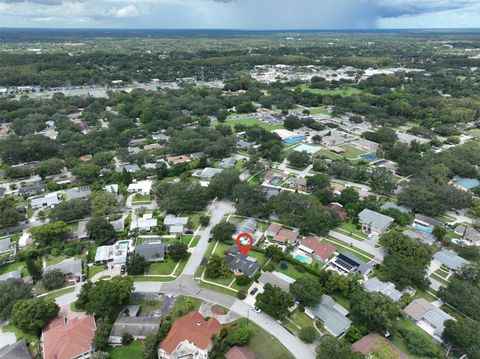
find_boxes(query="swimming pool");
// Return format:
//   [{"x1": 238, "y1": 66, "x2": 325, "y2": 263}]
[
  {"x1": 295, "y1": 254, "x2": 312, "y2": 264},
  {"x1": 294, "y1": 144, "x2": 320, "y2": 154},
  {"x1": 360, "y1": 153, "x2": 377, "y2": 162},
  {"x1": 271, "y1": 177, "x2": 282, "y2": 186},
  {"x1": 414, "y1": 223, "x2": 433, "y2": 233},
  {"x1": 283, "y1": 136, "x2": 305, "y2": 144},
  {"x1": 455, "y1": 177, "x2": 480, "y2": 190},
  {"x1": 118, "y1": 240, "x2": 130, "y2": 245}
]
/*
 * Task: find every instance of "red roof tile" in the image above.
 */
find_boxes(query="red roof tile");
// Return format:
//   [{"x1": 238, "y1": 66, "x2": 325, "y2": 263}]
[
  {"x1": 301, "y1": 237, "x2": 336, "y2": 260},
  {"x1": 42, "y1": 315, "x2": 96, "y2": 359},
  {"x1": 159, "y1": 312, "x2": 221, "y2": 354},
  {"x1": 225, "y1": 346, "x2": 258, "y2": 359},
  {"x1": 273, "y1": 229, "x2": 299, "y2": 243}
]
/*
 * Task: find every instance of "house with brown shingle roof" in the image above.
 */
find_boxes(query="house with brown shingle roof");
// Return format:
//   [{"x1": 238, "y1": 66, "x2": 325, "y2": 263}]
[
  {"x1": 352, "y1": 333, "x2": 408, "y2": 359},
  {"x1": 300, "y1": 237, "x2": 336, "y2": 261},
  {"x1": 272, "y1": 229, "x2": 299, "y2": 244},
  {"x1": 225, "y1": 346, "x2": 258, "y2": 359},
  {"x1": 166, "y1": 154, "x2": 191, "y2": 165},
  {"x1": 42, "y1": 315, "x2": 96, "y2": 359},
  {"x1": 158, "y1": 312, "x2": 221, "y2": 359}
]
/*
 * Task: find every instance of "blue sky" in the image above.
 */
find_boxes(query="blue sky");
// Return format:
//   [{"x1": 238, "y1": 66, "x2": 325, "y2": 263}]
[{"x1": 1, "y1": 0, "x2": 479, "y2": 29}]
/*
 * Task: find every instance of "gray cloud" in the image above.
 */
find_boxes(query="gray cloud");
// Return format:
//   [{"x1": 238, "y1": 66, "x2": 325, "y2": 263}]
[
  {"x1": 0, "y1": 0, "x2": 84, "y2": 4},
  {"x1": 375, "y1": 0, "x2": 477, "y2": 17}
]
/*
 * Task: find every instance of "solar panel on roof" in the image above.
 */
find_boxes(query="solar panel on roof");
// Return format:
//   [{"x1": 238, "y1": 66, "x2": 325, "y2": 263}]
[
  {"x1": 337, "y1": 253, "x2": 359, "y2": 267},
  {"x1": 334, "y1": 258, "x2": 354, "y2": 271}
]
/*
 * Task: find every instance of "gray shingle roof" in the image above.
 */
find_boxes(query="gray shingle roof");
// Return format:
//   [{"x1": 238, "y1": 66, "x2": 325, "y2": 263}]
[
  {"x1": 306, "y1": 295, "x2": 351, "y2": 337},
  {"x1": 109, "y1": 316, "x2": 161, "y2": 343},
  {"x1": 236, "y1": 218, "x2": 257, "y2": 234},
  {"x1": 135, "y1": 242, "x2": 166, "y2": 262},
  {"x1": 44, "y1": 258, "x2": 82, "y2": 275},
  {"x1": 433, "y1": 250, "x2": 468, "y2": 271},
  {"x1": 0, "y1": 270, "x2": 21, "y2": 282},
  {"x1": 225, "y1": 253, "x2": 259, "y2": 277},
  {"x1": 358, "y1": 209, "x2": 394, "y2": 232},
  {"x1": 219, "y1": 157, "x2": 237, "y2": 169},
  {"x1": 364, "y1": 278, "x2": 402, "y2": 302},
  {"x1": 380, "y1": 202, "x2": 411, "y2": 213},
  {"x1": 258, "y1": 271, "x2": 295, "y2": 293},
  {"x1": 0, "y1": 238, "x2": 11, "y2": 252},
  {"x1": 423, "y1": 308, "x2": 453, "y2": 336},
  {"x1": 65, "y1": 187, "x2": 91, "y2": 201},
  {"x1": 0, "y1": 339, "x2": 31, "y2": 359}
]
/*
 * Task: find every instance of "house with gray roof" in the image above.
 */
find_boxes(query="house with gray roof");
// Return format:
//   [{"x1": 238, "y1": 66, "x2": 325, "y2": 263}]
[
  {"x1": 19, "y1": 181, "x2": 45, "y2": 196},
  {"x1": 163, "y1": 215, "x2": 189, "y2": 232},
  {"x1": 403, "y1": 298, "x2": 454, "y2": 343},
  {"x1": 135, "y1": 242, "x2": 166, "y2": 262},
  {"x1": 237, "y1": 139, "x2": 255, "y2": 150},
  {"x1": 414, "y1": 214, "x2": 444, "y2": 229},
  {"x1": 30, "y1": 193, "x2": 59, "y2": 209},
  {"x1": 115, "y1": 163, "x2": 140, "y2": 173},
  {"x1": 432, "y1": 250, "x2": 468, "y2": 272},
  {"x1": 331, "y1": 252, "x2": 371, "y2": 276},
  {"x1": 235, "y1": 218, "x2": 257, "y2": 235},
  {"x1": 0, "y1": 269, "x2": 21, "y2": 282},
  {"x1": 0, "y1": 187, "x2": 6, "y2": 197},
  {"x1": 358, "y1": 209, "x2": 394, "y2": 236},
  {"x1": 0, "y1": 237, "x2": 12, "y2": 255},
  {"x1": 464, "y1": 227, "x2": 480, "y2": 246},
  {"x1": 65, "y1": 187, "x2": 91, "y2": 201},
  {"x1": 305, "y1": 295, "x2": 351, "y2": 337},
  {"x1": 219, "y1": 157, "x2": 237, "y2": 169},
  {"x1": 110, "y1": 217, "x2": 125, "y2": 232},
  {"x1": 258, "y1": 271, "x2": 295, "y2": 293},
  {"x1": 225, "y1": 252, "x2": 259, "y2": 278},
  {"x1": 364, "y1": 278, "x2": 402, "y2": 302},
  {"x1": 192, "y1": 167, "x2": 222, "y2": 180},
  {"x1": 44, "y1": 258, "x2": 82, "y2": 277},
  {"x1": 109, "y1": 305, "x2": 161, "y2": 345},
  {"x1": 403, "y1": 228, "x2": 435, "y2": 245},
  {"x1": 0, "y1": 339, "x2": 31, "y2": 359}
]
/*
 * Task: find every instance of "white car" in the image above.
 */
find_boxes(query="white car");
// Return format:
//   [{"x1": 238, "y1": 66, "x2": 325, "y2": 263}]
[{"x1": 253, "y1": 306, "x2": 262, "y2": 313}]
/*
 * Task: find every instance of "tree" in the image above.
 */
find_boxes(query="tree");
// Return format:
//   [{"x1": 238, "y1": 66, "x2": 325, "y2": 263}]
[
  {"x1": 339, "y1": 187, "x2": 360, "y2": 207},
  {"x1": 299, "y1": 208, "x2": 340, "y2": 236},
  {"x1": 255, "y1": 283, "x2": 294, "y2": 320},
  {"x1": 443, "y1": 317, "x2": 480, "y2": 359},
  {"x1": 316, "y1": 334, "x2": 362, "y2": 359},
  {"x1": 369, "y1": 167, "x2": 396, "y2": 195},
  {"x1": 126, "y1": 253, "x2": 148, "y2": 275},
  {"x1": 287, "y1": 151, "x2": 310, "y2": 168},
  {"x1": 306, "y1": 174, "x2": 330, "y2": 191},
  {"x1": 232, "y1": 183, "x2": 269, "y2": 217},
  {"x1": 0, "y1": 278, "x2": 33, "y2": 320},
  {"x1": 299, "y1": 326, "x2": 317, "y2": 343},
  {"x1": 12, "y1": 297, "x2": 59, "y2": 335},
  {"x1": 30, "y1": 221, "x2": 69, "y2": 247},
  {"x1": 432, "y1": 226, "x2": 447, "y2": 241},
  {"x1": 87, "y1": 216, "x2": 115, "y2": 245},
  {"x1": 211, "y1": 221, "x2": 236, "y2": 243},
  {"x1": 226, "y1": 327, "x2": 251, "y2": 346},
  {"x1": 290, "y1": 277, "x2": 324, "y2": 307},
  {"x1": 205, "y1": 255, "x2": 230, "y2": 279},
  {"x1": 199, "y1": 215, "x2": 210, "y2": 226},
  {"x1": 143, "y1": 333, "x2": 161, "y2": 359},
  {"x1": 0, "y1": 197, "x2": 24, "y2": 228},
  {"x1": 155, "y1": 182, "x2": 211, "y2": 214},
  {"x1": 168, "y1": 242, "x2": 188, "y2": 261},
  {"x1": 439, "y1": 277, "x2": 480, "y2": 321},
  {"x1": 91, "y1": 192, "x2": 118, "y2": 217},
  {"x1": 235, "y1": 275, "x2": 251, "y2": 286},
  {"x1": 50, "y1": 198, "x2": 91, "y2": 222},
  {"x1": 208, "y1": 169, "x2": 240, "y2": 198},
  {"x1": 283, "y1": 115, "x2": 302, "y2": 130},
  {"x1": 72, "y1": 163, "x2": 101, "y2": 184},
  {"x1": 264, "y1": 244, "x2": 284, "y2": 262},
  {"x1": 93, "y1": 318, "x2": 112, "y2": 351},
  {"x1": 43, "y1": 269, "x2": 66, "y2": 290},
  {"x1": 26, "y1": 258, "x2": 42, "y2": 281},
  {"x1": 349, "y1": 291, "x2": 399, "y2": 333}
]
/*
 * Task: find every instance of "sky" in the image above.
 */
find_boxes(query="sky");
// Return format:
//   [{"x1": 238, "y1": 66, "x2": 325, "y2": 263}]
[{"x1": 1, "y1": 0, "x2": 479, "y2": 29}]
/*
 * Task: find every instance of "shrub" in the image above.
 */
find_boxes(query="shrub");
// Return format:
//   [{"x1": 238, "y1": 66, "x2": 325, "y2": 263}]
[
  {"x1": 299, "y1": 326, "x2": 317, "y2": 343},
  {"x1": 42, "y1": 269, "x2": 66, "y2": 290},
  {"x1": 237, "y1": 290, "x2": 246, "y2": 300},
  {"x1": 121, "y1": 332, "x2": 133, "y2": 345},
  {"x1": 235, "y1": 275, "x2": 251, "y2": 286}
]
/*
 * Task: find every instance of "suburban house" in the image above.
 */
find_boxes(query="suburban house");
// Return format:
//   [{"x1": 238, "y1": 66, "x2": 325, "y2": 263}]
[
  {"x1": 44, "y1": 258, "x2": 82, "y2": 278},
  {"x1": 234, "y1": 218, "x2": 262, "y2": 244},
  {"x1": 380, "y1": 202, "x2": 411, "y2": 213},
  {"x1": 127, "y1": 180, "x2": 153, "y2": 195},
  {"x1": 305, "y1": 294, "x2": 351, "y2": 337},
  {"x1": 300, "y1": 237, "x2": 336, "y2": 261},
  {"x1": 144, "y1": 143, "x2": 163, "y2": 151},
  {"x1": 432, "y1": 250, "x2": 468, "y2": 273},
  {"x1": 403, "y1": 298, "x2": 454, "y2": 343},
  {"x1": 331, "y1": 252, "x2": 371, "y2": 276},
  {"x1": 272, "y1": 229, "x2": 299, "y2": 244},
  {"x1": 0, "y1": 269, "x2": 21, "y2": 282},
  {"x1": 226, "y1": 246, "x2": 260, "y2": 278},
  {"x1": 42, "y1": 315, "x2": 96, "y2": 359},
  {"x1": 363, "y1": 278, "x2": 402, "y2": 302},
  {"x1": 403, "y1": 228, "x2": 436, "y2": 245},
  {"x1": 109, "y1": 305, "x2": 161, "y2": 345},
  {"x1": 65, "y1": 187, "x2": 91, "y2": 201},
  {"x1": 30, "y1": 193, "x2": 59, "y2": 209},
  {"x1": 135, "y1": 242, "x2": 167, "y2": 262},
  {"x1": 463, "y1": 227, "x2": 480, "y2": 246},
  {"x1": 104, "y1": 184, "x2": 119, "y2": 194},
  {"x1": 19, "y1": 181, "x2": 45, "y2": 195},
  {"x1": 326, "y1": 203, "x2": 348, "y2": 220},
  {"x1": 0, "y1": 339, "x2": 31, "y2": 359},
  {"x1": 192, "y1": 167, "x2": 223, "y2": 180},
  {"x1": 130, "y1": 213, "x2": 158, "y2": 232},
  {"x1": 163, "y1": 214, "x2": 189, "y2": 234},
  {"x1": 219, "y1": 157, "x2": 237, "y2": 169},
  {"x1": 225, "y1": 346, "x2": 258, "y2": 359},
  {"x1": 257, "y1": 271, "x2": 295, "y2": 293},
  {"x1": 74, "y1": 219, "x2": 88, "y2": 240},
  {"x1": 127, "y1": 146, "x2": 141, "y2": 154},
  {"x1": 115, "y1": 163, "x2": 140, "y2": 173},
  {"x1": 237, "y1": 139, "x2": 255, "y2": 150},
  {"x1": 414, "y1": 214, "x2": 445, "y2": 230},
  {"x1": 352, "y1": 333, "x2": 408, "y2": 359},
  {"x1": 265, "y1": 223, "x2": 281, "y2": 238},
  {"x1": 0, "y1": 187, "x2": 5, "y2": 198},
  {"x1": 0, "y1": 237, "x2": 12, "y2": 255},
  {"x1": 166, "y1": 154, "x2": 191, "y2": 165},
  {"x1": 158, "y1": 312, "x2": 221, "y2": 359},
  {"x1": 358, "y1": 209, "x2": 394, "y2": 236},
  {"x1": 263, "y1": 171, "x2": 286, "y2": 185},
  {"x1": 286, "y1": 176, "x2": 307, "y2": 191},
  {"x1": 94, "y1": 242, "x2": 128, "y2": 266}
]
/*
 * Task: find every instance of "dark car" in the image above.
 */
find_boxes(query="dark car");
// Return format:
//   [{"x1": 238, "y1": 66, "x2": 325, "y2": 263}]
[
  {"x1": 75, "y1": 275, "x2": 81, "y2": 283},
  {"x1": 120, "y1": 265, "x2": 126, "y2": 274},
  {"x1": 208, "y1": 236, "x2": 213, "y2": 243},
  {"x1": 185, "y1": 229, "x2": 194, "y2": 234},
  {"x1": 250, "y1": 287, "x2": 258, "y2": 295}
]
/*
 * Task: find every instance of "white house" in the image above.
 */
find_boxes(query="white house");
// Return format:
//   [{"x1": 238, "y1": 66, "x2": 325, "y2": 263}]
[
  {"x1": 130, "y1": 213, "x2": 158, "y2": 232},
  {"x1": 30, "y1": 193, "x2": 59, "y2": 209},
  {"x1": 127, "y1": 180, "x2": 153, "y2": 195}
]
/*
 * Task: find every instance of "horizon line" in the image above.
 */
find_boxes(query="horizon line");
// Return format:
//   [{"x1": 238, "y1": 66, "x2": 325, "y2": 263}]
[{"x1": 1, "y1": 27, "x2": 480, "y2": 31}]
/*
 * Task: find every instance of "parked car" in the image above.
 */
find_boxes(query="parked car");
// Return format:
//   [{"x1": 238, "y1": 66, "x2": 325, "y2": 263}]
[
  {"x1": 75, "y1": 275, "x2": 80, "y2": 283},
  {"x1": 250, "y1": 287, "x2": 258, "y2": 295},
  {"x1": 120, "y1": 265, "x2": 126, "y2": 274},
  {"x1": 253, "y1": 306, "x2": 262, "y2": 313},
  {"x1": 185, "y1": 229, "x2": 194, "y2": 234}
]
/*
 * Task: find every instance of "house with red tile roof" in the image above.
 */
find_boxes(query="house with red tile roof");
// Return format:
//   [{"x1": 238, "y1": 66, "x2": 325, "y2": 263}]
[
  {"x1": 351, "y1": 333, "x2": 408, "y2": 359},
  {"x1": 225, "y1": 346, "x2": 258, "y2": 359},
  {"x1": 300, "y1": 237, "x2": 336, "y2": 261},
  {"x1": 42, "y1": 315, "x2": 96, "y2": 359},
  {"x1": 272, "y1": 229, "x2": 299, "y2": 244},
  {"x1": 158, "y1": 312, "x2": 222, "y2": 359},
  {"x1": 265, "y1": 223, "x2": 281, "y2": 238}
]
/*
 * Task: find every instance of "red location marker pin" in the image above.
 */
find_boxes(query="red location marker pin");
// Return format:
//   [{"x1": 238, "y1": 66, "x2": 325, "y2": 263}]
[{"x1": 236, "y1": 232, "x2": 253, "y2": 256}]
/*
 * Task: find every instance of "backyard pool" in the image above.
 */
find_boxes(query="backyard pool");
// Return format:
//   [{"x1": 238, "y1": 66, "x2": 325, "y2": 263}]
[
  {"x1": 454, "y1": 177, "x2": 480, "y2": 190},
  {"x1": 283, "y1": 136, "x2": 305, "y2": 144},
  {"x1": 360, "y1": 153, "x2": 377, "y2": 162},
  {"x1": 295, "y1": 254, "x2": 312, "y2": 264},
  {"x1": 294, "y1": 144, "x2": 320, "y2": 154},
  {"x1": 118, "y1": 240, "x2": 130, "y2": 245},
  {"x1": 271, "y1": 177, "x2": 282, "y2": 186},
  {"x1": 414, "y1": 223, "x2": 433, "y2": 233}
]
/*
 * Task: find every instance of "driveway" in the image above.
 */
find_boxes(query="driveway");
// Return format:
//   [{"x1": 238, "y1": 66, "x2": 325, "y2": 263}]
[{"x1": 328, "y1": 229, "x2": 384, "y2": 262}]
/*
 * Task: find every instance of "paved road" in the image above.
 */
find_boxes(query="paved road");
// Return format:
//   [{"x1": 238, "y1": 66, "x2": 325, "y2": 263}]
[{"x1": 329, "y1": 230, "x2": 384, "y2": 262}]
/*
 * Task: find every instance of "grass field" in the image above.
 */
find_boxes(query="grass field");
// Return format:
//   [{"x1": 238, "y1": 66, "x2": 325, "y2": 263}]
[
  {"x1": 340, "y1": 145, "x2": 367, "y2": 159},
  {"x1": 42, "y1": 286, "x2": 75, "y2": 300},
  {"x1": 274, "y1": 262, "x2": 317, "y2": 281},
  {"x1": 132, "y1": 194, "x2": 151, "y2": 202},
  {"x1": 131, "y1": 276, "x2": 175, "y2": 282},
  {"x1": 224, "y1": 117, "x2": 284, "y2": 131},
  {"x1": 323, "y1": 236, "x2": 375, "y2": 262},
  {"x1": 337, "y1": 221, "x2": 368, "y2": 240},
  {"x1": 298, "y1": 84, "x2": 362, "y2": 96},
  {"x1": 169, "y1": 295, "x2": 203, "y2": 321},
  {"x1": 107, "y1": 341, "x2": 143, "y2": 359},
  {"x1": 0, "y1": 260, "x2": 28, "y2": 276},
  {"x1": 308, "y1": 107, "x2": 330, "y2": 115},
  {"x1": 88, "y1": 264, "x2": 105, "y2": 279},
  {"x1": 391, "y1": 319, "x2": 443, "y2": 359},
  {"x1": 314, "y1": 149, "x2": 343, "y2": 160},
  {"x1": 147, "y1": 259, "x2": 178, "y2": 275}
]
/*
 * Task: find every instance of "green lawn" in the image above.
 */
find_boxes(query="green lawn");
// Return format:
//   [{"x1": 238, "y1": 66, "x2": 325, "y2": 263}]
[
  {"x1": 173, "y1": 254, "x2": 190, "y2": 276},
  {"x1": 0, "y1": 260, "x2": 28, "y2": 276},
  {"x1": 88, "y1": 264, "x2": 105, "y2": 279},
  {"x1": 224, "y1": 117, "x2": 284, "y2": 131},
  {"x1": 43, "y1": 286, "x2": 75, "y2": 300},
  {"x1": 274, "y1": 262, "x2": 317, "y2": 281},
  {"x1": 65, "y1": 221, "x2": 79, "y2": 233},
  {"x1": 169, "y1": 295, "x2": 203, "y2": 321},
  {"x1": 147, "y1": 258, "x2": 180, "y2": 275},
  {"x1": 430, "y1": 273, "x2": 449, "y2": 286},
  {"x1": 433, "y1": 268, "x2": 449, "y2": 279},
  {"x1": 3, "y1": 323, "x2": 38, "y2": 344},
  {"x1": 314, "y1": 149, "x2": 343, "y2": 160},
  {"x1": 45, "y1": 255, "x2": 67, "y2": 266},
  {"x1": 285, "y1": 310, "x2": 314, "y2": 335},
  {"x1": 415, "y1": 290, "x2": 437, "y2": 302},
  {"x1": 391, "y1": 319, "x2": 443, "y2": 359},
  {"x1": 132, "y1": 194, "x2": 151, "y2": 202},
  {"x1": 308, "y1": 107, "x2": 330, "y2": 115},
  {"x1": 330, "y1": 292, "x2": 351, "y2": 310},
  {"x1": 340, "y1": 145, "x2": 367, "y2": 159},
  {"x1": 337, "y1": 222, "x2": 368, "y2": 240},
  {"x1": 468, "y1": 128, "x2": 480, "y2": 140},
  {"x1": 107, "y1": 341, "x2": 143, "y2": 359},
  {"x1": 131, "y1": 276, "x2": 175, "y2": 282},
  {"x1": 235, "y1": 319, "x2": 295, "y2": 359},
  {"x1": 247, "y1": 175, "x2": 262, "y2": 186},
  {"x1": 298, "y1": 84, "x2": 362, "y2": 96},
  {"x1": 323, "y1": 236, "x2": 375, "y2": 262},
  {"x1": 199, "y1": 281, "x2": 238, "y2": 296},
  {"x1": 187, "y1": 235, "x2": 201, "y2": 248}
]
